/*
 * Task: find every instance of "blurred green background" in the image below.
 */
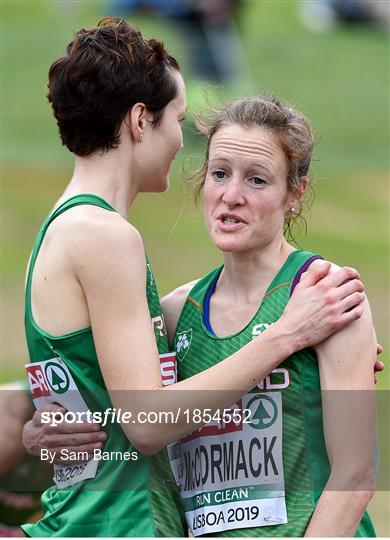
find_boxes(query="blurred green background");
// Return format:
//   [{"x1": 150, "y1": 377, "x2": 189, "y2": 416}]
[{"x1": 2, "y1": 0, "x2": 388, "y2": 533}]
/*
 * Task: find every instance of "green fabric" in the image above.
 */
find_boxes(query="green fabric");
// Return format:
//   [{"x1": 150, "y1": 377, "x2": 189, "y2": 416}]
[
  {"x1": 22, "y1": 194, "x2": 186, "y2": 537},
  {"x1": 175, "y1": 250, "x2": 375, "y2": 537}
]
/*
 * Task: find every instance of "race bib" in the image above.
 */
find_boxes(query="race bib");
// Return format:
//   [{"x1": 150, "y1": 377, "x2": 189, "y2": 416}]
[
  {"x1": 180, "y1": 391, "x2": 287, "y2": 536},
  {"x1": 25, "y1": 357, "x2": 99, "y2": 489}
]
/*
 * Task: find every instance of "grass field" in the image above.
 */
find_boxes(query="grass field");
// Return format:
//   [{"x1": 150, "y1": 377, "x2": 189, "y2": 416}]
[{"x1": 2, "y1": 0, "x2": 389, "y2": 534}]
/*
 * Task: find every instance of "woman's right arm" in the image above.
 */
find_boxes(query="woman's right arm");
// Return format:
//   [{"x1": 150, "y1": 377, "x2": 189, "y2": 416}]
[{"x1": 23, "y1": 218, "x2": 365, "y2": 456}]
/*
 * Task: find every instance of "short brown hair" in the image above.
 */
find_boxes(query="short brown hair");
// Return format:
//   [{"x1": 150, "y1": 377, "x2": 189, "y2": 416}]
[
  {"x1": 193, "y1": 95, "x2": 316, "y2": 239},
  {"x1": 48, "y1": 17, "x2": 180, "y2": 156}
]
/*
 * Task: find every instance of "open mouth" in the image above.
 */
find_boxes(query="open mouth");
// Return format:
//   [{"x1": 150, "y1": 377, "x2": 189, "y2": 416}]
[
  {"x1": 217, "y1": 213, "x2": 247, "y2": 231},
  {"x1": 218, "y1": 213, "x2": 246, "y2": 224},
  {"x1": 222, "y1": 217, "x2": 240, "y2": 224}
]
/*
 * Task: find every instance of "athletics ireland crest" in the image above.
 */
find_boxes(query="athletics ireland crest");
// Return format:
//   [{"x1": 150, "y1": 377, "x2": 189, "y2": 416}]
[{"x1": 175, "y1": 329, "x2": 192, "y2": 361}]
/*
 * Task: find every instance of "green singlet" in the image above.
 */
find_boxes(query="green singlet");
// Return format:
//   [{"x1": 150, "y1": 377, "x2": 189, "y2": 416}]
[
  {"x1": 23, "y1": 195, "x2": 186, "y2": 537},
  {"x1": 174, "y1": 249, "x2": 375, "y2": 537}
]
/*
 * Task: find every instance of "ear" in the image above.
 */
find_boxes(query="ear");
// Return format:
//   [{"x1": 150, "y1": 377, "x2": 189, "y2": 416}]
[
  {"x1": 286, "y1": 176, "x2": 309, "y2": 211},
  {"x1": 124, "y1": 103, "x2": 149, "y2": 142}
]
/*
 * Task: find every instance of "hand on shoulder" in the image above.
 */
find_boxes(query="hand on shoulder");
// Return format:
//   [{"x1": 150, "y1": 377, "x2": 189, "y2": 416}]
[{"x1": 297, "y1": 258, "x2": 366, "y2": 325}]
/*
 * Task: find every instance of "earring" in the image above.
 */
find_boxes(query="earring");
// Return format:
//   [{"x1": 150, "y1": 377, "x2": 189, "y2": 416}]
[
  {"x1": 290, "y1": 207, "x2": 296, "y2": 214},
  {"x1": 139, "y1": 134, "x2": 143, "y2": 142}
]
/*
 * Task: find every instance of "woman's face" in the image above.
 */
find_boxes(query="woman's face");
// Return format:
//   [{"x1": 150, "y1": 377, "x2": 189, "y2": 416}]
[
  {"x1": 138, "y1": 70, "x2": 186, "y2": 193},
  {"x1": 204, "y1": 123, "x2": 298, "y2": 254}
]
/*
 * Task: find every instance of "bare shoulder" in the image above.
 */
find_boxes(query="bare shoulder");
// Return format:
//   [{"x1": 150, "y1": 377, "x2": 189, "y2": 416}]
[
  {"x1": 45, "y1": 206, "x2": 147, "y2": 297},
  {"x1": 311, "y1": 259, "x2": 376, "y2": 389},
  {"x1": 162, "y1": 280, "x2": 199, "y2": 345},
  {"x1": 51, "y1": 206, "x2": 145, "y2": 266}
]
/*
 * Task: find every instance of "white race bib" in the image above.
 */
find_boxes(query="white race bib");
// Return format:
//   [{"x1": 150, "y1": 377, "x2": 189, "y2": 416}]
[
  {"x1": 26, "y1": 357, "x2": 99, "y2": 488},
  {"x1": 179, "y1": 391, "x2": 287, "y2": 536}
]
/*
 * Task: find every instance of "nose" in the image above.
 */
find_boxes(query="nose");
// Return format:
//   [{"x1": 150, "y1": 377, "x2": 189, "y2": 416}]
[{"x1": 221, "y1": 177, "x2": 245, "y2": 208}]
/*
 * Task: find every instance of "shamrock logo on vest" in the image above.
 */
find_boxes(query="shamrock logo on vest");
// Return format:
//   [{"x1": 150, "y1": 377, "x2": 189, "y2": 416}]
[
  {"x1": 175, "y1": 329, "x2": 192, "y2": 362},
  {"x1": 44, "y1": 361, "x2": 70, "y2": 394}
]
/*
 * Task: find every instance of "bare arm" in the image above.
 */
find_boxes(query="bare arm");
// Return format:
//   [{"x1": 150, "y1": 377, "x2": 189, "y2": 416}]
[
  {"x1": 79, "y1": 222, "x2": 296, "y2": 452},
  {"x1": 22, "y1": 214, "x2": 366, "y2": 457},
  {"x1": 305, "y1": 268, "x2": 377, "y2": 536},
  {"x1": 76, "y1": 221, "x2": 364, "y2": 454}
]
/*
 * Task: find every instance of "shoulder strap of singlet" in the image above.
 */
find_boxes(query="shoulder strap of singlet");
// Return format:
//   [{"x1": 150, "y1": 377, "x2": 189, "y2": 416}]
[
  {"x1": 290, "y1": 253, "x2": 323, "y2": 296},
  {"x1": 203, "y1": 268, "x2": 223, "y2": 334},
  {"x1": 49, "y1": 194, "x2": 115, "y2": 223},
  {"x1": 187, "y1": 265, "x2": 224, "y2": 310},
  {"x1": 171, "y1": 265, "x2": 222, "y2": 339},
  {"x1": 25, "y1": 194, "x2": 117, "y2": 307}
]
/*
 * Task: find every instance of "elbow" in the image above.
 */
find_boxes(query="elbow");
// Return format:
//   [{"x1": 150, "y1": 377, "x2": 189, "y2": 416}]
[
  {"x1": 132, "y1": 440, "x2": 163, "y2": 457},
  {"x1": 124, "y1": 426, "x2": 165, "y2": 456},
  {"x1": 354, "y1": 473, "x2": 376, "y2": 504},
  {"x1": 345, "y1": 485, "x2": 375, "y2": 512},
  {"x1": 328, "y1": 468, "x2": 376, "y2": 505}
]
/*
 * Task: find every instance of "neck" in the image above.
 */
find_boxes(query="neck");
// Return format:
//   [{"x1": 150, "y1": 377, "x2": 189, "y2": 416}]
[
  {"x1": 218, "y1": 238, "x2": 295, "y2": 303},
  {"x1": 62, "y1": 144, "x2": 137, "y2": 219}
]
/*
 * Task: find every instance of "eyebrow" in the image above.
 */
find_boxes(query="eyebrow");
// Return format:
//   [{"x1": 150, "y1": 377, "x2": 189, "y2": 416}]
[{"x1": 208, "y1": 157, "x2": 273, "y2": 175}]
